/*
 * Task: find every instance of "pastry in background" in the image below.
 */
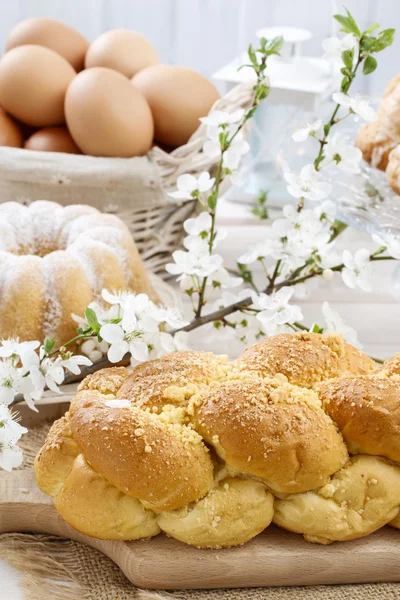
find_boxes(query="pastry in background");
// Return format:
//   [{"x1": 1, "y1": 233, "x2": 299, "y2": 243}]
[
  {"x1": 132, "y1": 65, "x2": 220, "y2": 147},
  {"x1": 386, "y1": 144, "x2": 400, "y2": 194},
  {"x1": 24, "y1": 126, "x2": 82, "y2": 154},
  {"x1": 0, "y1": 200, "x2": 158, "y2": 344},
  {"x1": 85, "y1": 29, "x2": 159, "y2": 78},
  {"x1": 5, "y1": 17, "x2": 89, "y2": 72},
  {"x1": 356, "y1": 74, "x2": 400, "y2": 171}
]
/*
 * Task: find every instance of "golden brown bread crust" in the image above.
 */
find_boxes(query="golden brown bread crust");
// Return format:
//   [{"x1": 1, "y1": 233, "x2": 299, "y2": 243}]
[
  {"x1": 34, "y1": 414, "x2": 80, "y2": 496},
  {"x1": 190, "y1": 378, "x2": 348, "y2": 493},
  {"x1": 319, "y1": 375, "x2": 400, "y2": 462},
  {"x1": 69, "y1": 389, "x2": 214, "y2": 511},
  {"x1": 234, "y1": 332, "x2": 375, "y2": 388},
  {"x1": 116, "y1": 350, "x2": 230, "y2": 411},
  {"x1": 273, "y1": 456, "x2": 400, "y2": 543},
  {"x1": 158, "y1": 477, "x2": 274, "y2": 548},
  {"x1": 35, "y1": 335, "x2": 400, "y2": 547},
  {"x1": 380, "y1": 352, "x2": 400, "y2": 377},
  {"x1": 54, "y1": 454, "x2": 160, "y2": 540},
  {"x1": 78, "y1": 366, "x2": 131, "y2": 395}
]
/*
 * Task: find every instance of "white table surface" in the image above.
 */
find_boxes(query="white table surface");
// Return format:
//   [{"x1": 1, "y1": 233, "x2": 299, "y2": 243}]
[{"x1": 2, "y1": 199, "x2": 399, "y2": 598}]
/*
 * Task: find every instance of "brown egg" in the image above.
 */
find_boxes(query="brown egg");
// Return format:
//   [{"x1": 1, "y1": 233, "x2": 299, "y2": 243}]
[
  {"x1": 6, "y1": 17, "x2": 89, "y2": 71},
  {"x1": 132, "y1": 65, "x2": 220, "y2": 147},
  {"x1": 24, "y1": 127, "x2": 82, "y2": 154},
  {"x1": 85, "y1": 29, "x2": 159, "y2": 78},
  {"x1": 65, "y1": 67, "x2": 153, "y2": 157},
  {"x1": 0, "y1": 45, "x2": 76, "y2": 126},
  {"x1": 0, "y1": 107, "x2": 23, "y2": 147}
]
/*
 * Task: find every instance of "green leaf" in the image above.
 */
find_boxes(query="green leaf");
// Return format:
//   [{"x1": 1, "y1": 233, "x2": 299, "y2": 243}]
[
  {"x1": 248, "y1": 43, "x2": 257, "y2": 68},
  {"x1": 363, "y1": 55, "x2": 377, "y2": 74},
  {"x1": 340, "y1": 75, "x2": 350, "y2": 92},
  {"x1": 370, "y1": 28, "x2": 395, "y2": 52},
  {"x1": 259, "y1": 36, "x2": 267, "y2": 51},
  {"x1": 345, "y1": 8, "x2": 361, "y2": 37},
  {"x1": 245, "y1": 106, "x2": 257, "y2": 120},
  {"x1": 264, "y1": 35, "x2": 284, "y2": 57},
  {"x1": 365, "y1": 22, "x2": 380, "y2": 35},
  {"x1": 43, "y1": 338, "x2": 56, "y2": 354},
  {"x1": 237, "y1": 262, "x2": 254, "y2": 285},
  {"x1": 85, "y1": 307, "x2": 100, "y2": 333},
  {"x1": 208, "y1": 192, "x2": 217, "y2": 211},
  {"x1": 334, "y1": 10, "x2": 361, "y2": 38},
  {"x1": 341, "y1": 48, "x2": 354, "y2": 71},
  {"x1": 311, "y1": 324, "x2": 324, "y2": 334}
]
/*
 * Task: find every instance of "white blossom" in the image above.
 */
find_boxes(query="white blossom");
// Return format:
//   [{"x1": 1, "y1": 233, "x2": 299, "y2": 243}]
[
  {"x1": 209, "y1": 289, "x2": 263, "y2": 345},
  {"x1": 173, "y1": 331, "x2": 189, "y2": 351},
  {"x1": 254, "y1": 288, "x2": 303, "y2": 334},
  {"x1": 332, "y1": 92, "x2": 377, "y2": 122},
  {"x1": 229, "y1": 169, "x2": 244, "y2": 186},
  {"x1": 292, "y1": 119, "x2": 322, "y2": 142},
  {"x1": 323, "y1": 132, "x2": 362, "y2": 173},
  {"x1": 341, "y1": 249, "x2": 373, "y2": 292},
  {"x1": 0, "y1": 339, "x2": 40, "y2": 359},
  {"x1": 200, "y1": 109, "x2": 245, "y2": 128},
  {"x1": 0, "y1": 405, "x2": 27, "y2": 471},
  {"x1": 273, "y1": 204, "x2": 331, "y2": 253},
  {"x1": 284, "y1": 164, "x2": 332, "y2": 202},
  {"x1": 322, "y1": 34, "x2": 358, "y2": 64},
  {"x1": 100, "y1": 322, "x2": 149, "y2": 364},
  {"x1": 223, "y1": 138, "x2": 250, "y2": 170},
  {"x1": 20, "y1": 348, "x2": 65, "y2": 399},
  {"x1": 148, "y1": 305, "x2": 189, "y2": 329},
  {"x1": 0, "y1": 361, "x2": 35, "y2": 407},
  {"x1": 184, "y1": 212, "x2": 212, "y2": 237},
  {"x1": 166, "y1": 244, "x2": 223, "y2": 279},
  {"x1": 100, "y1": 289, "x2": 130, "y2": 306},
  {"x1": 97, "y1": 292, "x2": 188, "y2": 365},
  {"x1": 59, "y1": 353, "x2": 92, "y2": 375},
  {"x1": 372, "y1": 231, "x2": 400, "y2": 259},
  {"x1": 183, "y1": 212, "x2": 226, "y2": 248},
  {"x1": 168, "y1": 172, "x2": 215, "y2": 200},
  {"x1": 314, "y1": 243, "x2": 341, "y2": 269},
  {"x1": 314, "y1": 200, "x2": 337, "y2": 224},
  {"x1": 203, "y1": 130, "x2": 249, "y2": 168},
  {"x1": 238, "y1": 236, "x2": 281, "y2": 265},
  {"x1": 209, "y1": 267, "x2": 243, "y2": 289},
  {"x1": 322, "y1": 301, "x2": 361, "y2": 348}
]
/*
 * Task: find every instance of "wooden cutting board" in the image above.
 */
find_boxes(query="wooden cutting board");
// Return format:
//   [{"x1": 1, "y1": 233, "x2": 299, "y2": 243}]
[{"x1": 3, "y1": 396, "x2": 399, "y2": 590}]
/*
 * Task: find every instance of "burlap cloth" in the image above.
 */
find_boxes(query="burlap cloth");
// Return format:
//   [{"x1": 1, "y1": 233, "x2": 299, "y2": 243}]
[{"x1": 1, "y1": 422, "x2": 399, "y2": 600}]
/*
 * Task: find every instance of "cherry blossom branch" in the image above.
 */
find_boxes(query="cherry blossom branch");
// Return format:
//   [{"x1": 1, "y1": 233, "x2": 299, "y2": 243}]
[{"x1": 193, "y1": 39, "x2": 280, "y2": 319}]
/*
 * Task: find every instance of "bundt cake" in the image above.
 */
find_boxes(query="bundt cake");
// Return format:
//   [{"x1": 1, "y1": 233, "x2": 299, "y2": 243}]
[{"x1": 0, "y1": 200, "x2": 157, "y2": 344}]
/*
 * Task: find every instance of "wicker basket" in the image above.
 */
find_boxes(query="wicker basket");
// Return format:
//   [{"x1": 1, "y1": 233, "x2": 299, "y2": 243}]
[{"x1": 0, "y1": 82, "x2": 254, "y2": 277}]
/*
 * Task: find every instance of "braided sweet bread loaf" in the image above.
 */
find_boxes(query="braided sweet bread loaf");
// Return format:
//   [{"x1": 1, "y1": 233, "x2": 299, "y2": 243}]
[{"x1": 35, "y1": 332, "x2": 400, "y2": 548}]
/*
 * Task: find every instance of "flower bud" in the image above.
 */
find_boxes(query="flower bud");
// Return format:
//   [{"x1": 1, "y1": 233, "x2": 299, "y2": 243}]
[{"x1": 323, "y1": 268, "x2": 334, "y2": 281}]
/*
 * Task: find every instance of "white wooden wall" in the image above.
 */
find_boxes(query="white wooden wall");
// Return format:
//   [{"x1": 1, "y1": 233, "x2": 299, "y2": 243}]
[{"x1": 0, "y1": 0, "x2": 399, "y2": 95}]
